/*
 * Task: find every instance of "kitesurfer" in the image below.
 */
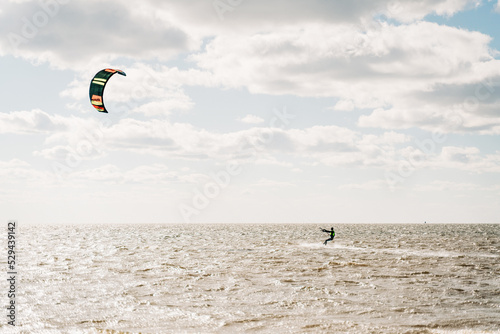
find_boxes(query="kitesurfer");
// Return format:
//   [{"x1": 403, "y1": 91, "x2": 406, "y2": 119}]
[{"x1": 322, "y1": 227, "x2": 335, "y2": 245}]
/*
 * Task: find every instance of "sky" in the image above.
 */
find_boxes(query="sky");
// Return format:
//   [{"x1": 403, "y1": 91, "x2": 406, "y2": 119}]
[{"x1": 0, "y1": 0, "x2": 499, "y2": 225}]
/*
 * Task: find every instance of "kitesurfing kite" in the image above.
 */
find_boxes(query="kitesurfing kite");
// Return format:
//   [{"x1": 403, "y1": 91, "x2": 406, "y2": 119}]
[{"x1": 89, "y1": 68, "x2": 126, "y2": 113}]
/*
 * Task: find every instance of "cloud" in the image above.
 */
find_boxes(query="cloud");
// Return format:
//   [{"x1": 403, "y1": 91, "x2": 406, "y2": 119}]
[
  {"x1": 414, "y1": 180, "x2": 497, "y2": 192},
  {"x1": 3, "y1": 109, "x2": 496, "y2": 175},
  {"x1": 190, "y1": 21, "x2": 494, "y2": 101},
  {"x1": 68, "y1": 163, "x2": 208, "y2": 186},
  {"x1": 331, "y1": 100, "x2": 355, "y2": 112},
  {"x1": 0, "y1": 109, "x2": 112, "y2": 162},
  {"x1": 0, "y1": 0, "x2": 480, "y2": 68},
  {"x1": 1, "y1": 108, "x2": 401, "y2": 169},
  {"x1": 0, "y1": 109, "x2": 119, "y2": 165},
  {"x1": 0, "y1": 158, "x2": 52, "y2": 184},
  {"x1": 2, "y1": 0, "x2": 496, "y2": 136},
  {"x1": 382, "y1": 0, "x2": 477, "y2": 22},
  {"x1": 437, "y1": 146, "x2": 500, "y2": 172},
  {"x1": 98, "y1": 120, "x2": 414, "y2": 170},
  {"x1": 0, "y1": 109, "x2": 71, "y2": 134},
  {"x1": 359, "y1": 104, "x2": 500, "y2": 135},
  {"x1": 385, "y1": 145, "x2": 500, "y2": 175},
  {"x1": 72, "y1": 164, "x2": 170, "y2": 184},
  {"x1": 252, "y1": 178, "x2": 296, "y2": 189},
  {"x1": 358, "y1": 72, "x2": 500, "y2": 134},
  {"x1": 253, "y1": 156, "x2": 293, "y2": 167},
  {"x1": 441, "y1": 146, "x2": 480, "y2": 164},
  {"x1": 144, "y1": 0, "x2": 476, "y2": 27},
  {"x1": 34, "y1": 144, "x2": 105, "y2": 161},
  {"x1": 0, "y1": 0, "x2": 196, "y2": 68},
  {"x1": 71, "y1": 164, "x2": 124, "y2": 184},
  {"x1": 0, "y1": 158, "x2": 30, "y2": 169},
  {"x1": 240, "y1": 114, "x2": 265, "y2": 124},
  {"x1": 338, "y1": 179, "x2": 388, "y2": 190}
]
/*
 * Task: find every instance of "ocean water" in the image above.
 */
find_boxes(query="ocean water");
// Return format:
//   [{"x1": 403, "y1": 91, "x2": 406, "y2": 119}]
[{"x1": 2, "y1": 223, "x2": 500, "y2": 334}]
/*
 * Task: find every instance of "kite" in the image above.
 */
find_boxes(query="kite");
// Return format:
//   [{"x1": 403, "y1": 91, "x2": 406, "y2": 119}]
[{"x1": 89, "y1": 68, "x2": 126, "y2": 113}]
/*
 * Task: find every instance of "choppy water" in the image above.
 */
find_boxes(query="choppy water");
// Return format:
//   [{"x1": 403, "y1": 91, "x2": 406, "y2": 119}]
[{"x1": 2, "y1": 223, "x2": 500, "y2": 333}]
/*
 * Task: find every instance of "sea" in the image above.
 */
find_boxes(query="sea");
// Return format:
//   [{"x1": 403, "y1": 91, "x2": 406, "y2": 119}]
[{"x1": 2, "y1": 223, "x2": 499, "y2": 334}]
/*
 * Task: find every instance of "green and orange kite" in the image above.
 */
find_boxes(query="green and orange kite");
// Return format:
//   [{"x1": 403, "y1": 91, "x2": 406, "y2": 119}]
[{"x1": 89, "y1": 68, "x2": 126, "y2": 113}]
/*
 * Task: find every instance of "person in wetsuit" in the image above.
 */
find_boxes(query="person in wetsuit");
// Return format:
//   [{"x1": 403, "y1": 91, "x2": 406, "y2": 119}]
[{"x1": 322, "y1": 227, "x2": 335, "y2": 245}]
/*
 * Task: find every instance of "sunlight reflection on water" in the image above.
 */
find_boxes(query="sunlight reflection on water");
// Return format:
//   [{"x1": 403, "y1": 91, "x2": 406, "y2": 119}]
[{"x1": 4, "y1": 223, "x2": 500, "y2": 333}]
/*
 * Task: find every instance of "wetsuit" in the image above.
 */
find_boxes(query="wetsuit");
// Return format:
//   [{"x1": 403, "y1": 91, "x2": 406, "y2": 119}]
[{"x1": 323, "y1": 228, "x2": 335, "y2": 245}]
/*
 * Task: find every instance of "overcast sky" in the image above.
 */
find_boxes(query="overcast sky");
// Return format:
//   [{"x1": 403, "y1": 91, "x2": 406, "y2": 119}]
[{"x1": 1, "y1": 0, "x2": 499, "y2": 224}]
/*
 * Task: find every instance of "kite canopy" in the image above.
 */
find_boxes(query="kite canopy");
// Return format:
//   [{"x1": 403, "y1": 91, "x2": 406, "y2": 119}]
[{"x1": 89, "y1": 68, "x2": 126, "y2": 113}]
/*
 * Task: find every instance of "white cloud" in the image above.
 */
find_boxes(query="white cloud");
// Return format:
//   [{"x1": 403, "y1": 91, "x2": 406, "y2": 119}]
[
  {"x1": 0, "y1": 158, "x2": 29, "y2": 169},
  {"x1": 2, "y1": 0, "x2": 495, "y2": 135},
  {"x1": 276, "y1": 127, "x2": 409, "y2": 168},
  {"x1": 253, "y1": 178, "x2": 296, "y2": 189},
  {"x1": 72, "y1": 164, "x2": 170, "y2": 184},
  {"x1": 0, "y1": 0, "x2": 480, "y2": 68},
  {"x1": 414, "y1": 180, "x2": 488, "y2": 192},
  {"x1": 338, "y1": 179, "x2": 388, "y2": 190},
  {"x1": 190, "y1": 22, "x2": 494, "y2": 105},
  {"x1": 0, "y1": 109, "x2": 382, "y2": 168},
  {"x1": 144, "y1": 0, "x2": 476, "y2": 27},
  {"x1": 67, "y1": 163, "x2": 209, "y2": 186},
  {"x1": 331, "y1": 100, "x2": 355, "y2": 112},
  {"x1": 440, "y1": 146, "x2": 480, "y2": 163},
  {"x1": 0, "y1": 0, "x2": 198, "y2": 68},
  {"x1": 0, "y1": 159, "x2": 52, "y2": 184},
  {"x1": 358, "y1": 68, "x2": 500, "y2": 134},
  {"x1": 0, "y1": 109, "x2": 71, "y2": 134},
  {"x1": 134, "y1": 96, "x2": 194, "y2": 116},
  {"x1": 437, "y1": 146, "x2": 500, "y2": 172},
  {"x1": 383, "y1": 0, "x2": 476, "y2": 22},
  {"x1": 71, "y1": 164, "x2": 124, "y2": 184},
  {"x1": 385, "y1": 145, "x2": 500, "y2": 175},
  {"x1": 3, "y1": 109, "x2": 496, "y2": 174},
  {"x1": 253, "y1": 156, "x2": 293, "y2": 167},
  {"x1": 240, "y1": 114, "x2": 265, "y2": 124},
  {"x1": 34, "y1": 144, "x2": 105, "y2": 161},
  {"x1": 360, "y1": 103, "x2": 500, "y2": 135},
  {"x1": 0, "y1": 110, "x2": 112, "y2": 162}
]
